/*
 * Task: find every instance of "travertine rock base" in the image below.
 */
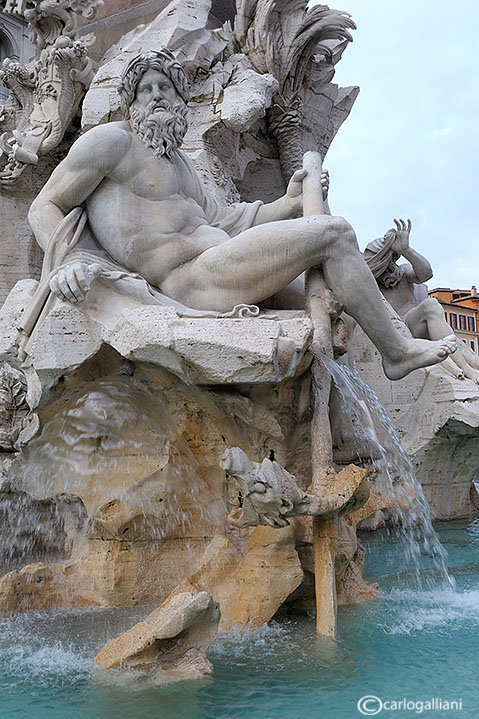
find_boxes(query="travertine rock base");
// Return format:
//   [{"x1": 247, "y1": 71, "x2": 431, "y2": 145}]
[
  {"x1": 0, "y1": 283, "x2": 387, "y2": 620},
  {"x1": 336, "y1": 544, "x2": 379, "y2": 605},
  {"x1": 94, "y1": 590, "x2": 220, "y2": 682},
  {"x1": 172, "y1": 528, "x2": 304, "y2": 629}
]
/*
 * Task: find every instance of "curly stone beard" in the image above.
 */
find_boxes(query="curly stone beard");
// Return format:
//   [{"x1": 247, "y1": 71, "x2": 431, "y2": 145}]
[{"x1": 129, "y1": 99, "x2": 188, "y2": 158}]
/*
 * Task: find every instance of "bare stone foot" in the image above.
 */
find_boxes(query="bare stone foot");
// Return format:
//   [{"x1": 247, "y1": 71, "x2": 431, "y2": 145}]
[{"x1": 382, "y1": 335, "x2": 457, "y2": 381}]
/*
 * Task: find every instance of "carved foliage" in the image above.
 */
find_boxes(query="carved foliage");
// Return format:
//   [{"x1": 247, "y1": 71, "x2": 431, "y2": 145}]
[
  {"x1": 233, "y1": 0, "x2": 356, "y2": 177},
  {"x1": 0, "y1": 363, "x2": 39, "y2": 451}
]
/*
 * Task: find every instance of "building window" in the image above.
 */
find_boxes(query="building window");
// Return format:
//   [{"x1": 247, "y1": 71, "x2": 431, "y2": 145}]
[
  {"x1": 450, "y1": 313, "x2": 457, "y2": 329},
  {"x1": 459, "y1": 314, "x2": 467, "y2": 331},
  {"x1": 468, "y1": 316, "x2": 476, "y2": 332},
  {"x1": 471, "y1": 341, "x2": 475, "y2": 352}
]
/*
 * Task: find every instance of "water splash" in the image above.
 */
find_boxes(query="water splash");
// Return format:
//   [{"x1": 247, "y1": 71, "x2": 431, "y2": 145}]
[
  {"x1": 322, "y1": 356, "x2": 455, "y2": 590},
  {"x1": 380, "y1": 586, "x2": 479, "y2": 634}
]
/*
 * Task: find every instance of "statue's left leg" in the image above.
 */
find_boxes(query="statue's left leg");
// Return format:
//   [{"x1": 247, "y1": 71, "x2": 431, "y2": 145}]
[
  {"x1": 405, "y1": 299, "x2": 479, "y2": 382},
  {"x1": 161, "y1": 214, "x2": 456, "y2": 380}
]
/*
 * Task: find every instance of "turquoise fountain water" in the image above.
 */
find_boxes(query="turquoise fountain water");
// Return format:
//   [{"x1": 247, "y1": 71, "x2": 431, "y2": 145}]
[
  {"x1": 0, "y1": 520, "x2": 476, "y2": 719},
  {"x1": 1, "y1": 358, "x2": 475, "y2": 718}
]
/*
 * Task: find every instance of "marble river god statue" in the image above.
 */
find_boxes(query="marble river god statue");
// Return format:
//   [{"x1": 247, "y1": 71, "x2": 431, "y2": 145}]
[
  {"x1": 364, "y1": 219, "x2": 479, "y2": 384},
  {"x1": 25, "y1": 49, "x2": 457, "y2": 380}
]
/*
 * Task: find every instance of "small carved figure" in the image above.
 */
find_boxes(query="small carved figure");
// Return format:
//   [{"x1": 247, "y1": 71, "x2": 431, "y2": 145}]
[
  {"x1": 220, "y1": 447, "x2": 370, "y2": 528},
  {"x1": 364, "y1": 219, "x2": 479, "y2": 383},
  {"x1": 26, "y1": 50, "x2": 457, "y2": 379}
]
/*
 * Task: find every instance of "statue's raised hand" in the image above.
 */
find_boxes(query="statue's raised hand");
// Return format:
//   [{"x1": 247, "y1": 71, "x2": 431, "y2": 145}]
[
  {"x1": 320, "y1": 170, "x2": 329, "y2": 201},
  {"x1": 392, "y1": 218, "x2": 412, "y2": 254},
  {"x1": 49, "y1": 261, "x2": 103, "y2": 303},
  {"x1": 286, "y1": 167, "x2": 307, "y2": 211}
]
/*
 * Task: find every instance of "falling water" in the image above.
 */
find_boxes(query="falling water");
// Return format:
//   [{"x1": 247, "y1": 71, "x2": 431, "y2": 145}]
[
  {"x1": 322, "y1": 355, "x2": 455, "y2": 590},
  {"x1": 2, "y1": 373, "x2": 222, "y2": 574}
]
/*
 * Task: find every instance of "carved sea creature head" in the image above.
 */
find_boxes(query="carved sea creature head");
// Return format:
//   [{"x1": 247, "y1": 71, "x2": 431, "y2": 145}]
[
  {"x1": 118, "y1": 49, "x2": 190, "y2": 120},
  {"x1": 220, "y1": 447, "x2": 302, "y2": 529}
]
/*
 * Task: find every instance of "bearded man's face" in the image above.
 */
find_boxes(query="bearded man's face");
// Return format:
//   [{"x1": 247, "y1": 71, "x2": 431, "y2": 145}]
[{"x1": 129, "y1": 68, "x2": 188, "y2": 158}]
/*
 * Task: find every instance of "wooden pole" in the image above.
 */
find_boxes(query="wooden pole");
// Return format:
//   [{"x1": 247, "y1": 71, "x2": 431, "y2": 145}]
[{"x1": 302, "y1": 151, "x2": 337, "y2": 637}]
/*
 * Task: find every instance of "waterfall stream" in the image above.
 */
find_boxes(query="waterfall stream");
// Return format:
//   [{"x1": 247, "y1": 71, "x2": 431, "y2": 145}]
[{"x1": 323, "y1": 356, "x2": 455, "y2": 590}]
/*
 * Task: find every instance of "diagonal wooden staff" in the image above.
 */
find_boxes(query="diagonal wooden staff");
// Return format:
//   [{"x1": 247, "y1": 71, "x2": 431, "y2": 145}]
[{"x1": 302, "y1": 150, "x2": 339, "y2": 636}]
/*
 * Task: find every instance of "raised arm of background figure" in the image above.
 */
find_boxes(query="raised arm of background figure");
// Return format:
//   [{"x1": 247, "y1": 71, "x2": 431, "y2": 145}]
[
  {"x1": 391, "y1": 218, "x2": 433, "y2": 284},
  {"x1": 28, "y1": 124, "x2": 130, "y2": 251}
]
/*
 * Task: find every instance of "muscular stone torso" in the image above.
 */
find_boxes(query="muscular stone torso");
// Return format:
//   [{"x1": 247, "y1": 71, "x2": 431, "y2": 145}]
[{"x1": 86, "y1": 132, "x2": 229, "y2": 287}]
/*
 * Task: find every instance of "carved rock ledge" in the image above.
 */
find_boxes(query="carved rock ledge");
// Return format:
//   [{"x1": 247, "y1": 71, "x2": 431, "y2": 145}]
[
  {"x1": 94, "y1": 590, "x2": 220, "y2": 682},
  {"x1": 0, "y1": 280, "x2": 313, "y2": 390}
]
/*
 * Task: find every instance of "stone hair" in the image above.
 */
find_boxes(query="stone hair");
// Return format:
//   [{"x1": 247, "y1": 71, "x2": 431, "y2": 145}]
[{"x1": 118, "y1": 49, "x2": 190, "y2": 119}]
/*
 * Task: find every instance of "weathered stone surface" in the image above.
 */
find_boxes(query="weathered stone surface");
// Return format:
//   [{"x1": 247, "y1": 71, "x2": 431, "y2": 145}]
[
  {"x1": 219, "y1": 524, "x2": 304, "y2": 629},
  {"x1": 0, "y1": 562, "x2": 92, "y2": 616},
  {"x1": 107, "y1": 308, "x2": 312, "y2": 384},
  {"x1": 169, "y1": 528, "x2": 304, "y2": 629},
  {"x1": 0, "y1": 279, "x2": 38, "y2": 364},
  {"x1": 29, "y1": 306, "x2": 102, "y2": 369},
  {"x1": 174, "y1": 534, "x2": 243, "y2": 609},
  {"x1": 94, "y1": 590, "x2": 220, "y2": 681},
  {"x1": 336, "y1": 544, "x2": 379, "y2": 605},
  {"x1": 349, "y1": 323, "x2": 479, "y2": 519},
  {"x1": 82, "y1": 0, "x2": 227, "y2": 129},
  {"x1": 218, "y1": 57, "x2": 278, "y2": 132},
  {"x1": 0, "y1": 281, "x2": 313, "y2": 387}
]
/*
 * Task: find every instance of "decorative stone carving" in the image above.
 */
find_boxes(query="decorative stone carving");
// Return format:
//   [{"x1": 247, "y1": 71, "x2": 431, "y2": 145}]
[
  {"x1": 348, "y1": 299, "x2": 479, "y2": 520},
  {"x1": 233, "y1": 0, "x2": 357, "y2": 178},
  {"x1": 24, "y1": 0, "x2": 104, "y2": 50},
  {"x1": 220, "y1": 447, "x2": 370, "y2": 528},
  {"x1": 23, "y1": 47, "x2": 457, "y2": 382},
  {"x1": 0, "y1": 362, "x2": 39, "y2": 451},
  {"x1": 1, "y1": 0, "x2": 27, "y2": 16},
  {"x1": 0, "y1": 0, "x2": 451, "y2": 652},
  {"x1": 0, "y1": 0, "x2": 103, "y2": 188}
]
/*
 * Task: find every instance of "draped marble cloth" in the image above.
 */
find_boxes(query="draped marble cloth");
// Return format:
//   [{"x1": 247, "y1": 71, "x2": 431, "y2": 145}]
[
  {"x1": 363, "y1": 229, "x2": 405, "y2": 288},
  {"x1": 18, "y1": 150, "x2": 265, "y2": 362}
]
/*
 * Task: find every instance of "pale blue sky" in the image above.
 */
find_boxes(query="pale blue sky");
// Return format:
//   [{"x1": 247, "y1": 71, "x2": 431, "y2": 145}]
[{"x1": 322, "y1": 0, "x2": 478, "y2": 290}]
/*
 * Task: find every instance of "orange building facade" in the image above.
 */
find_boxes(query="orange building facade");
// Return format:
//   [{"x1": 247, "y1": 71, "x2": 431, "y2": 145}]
[{"x1": 429, "y1": 286, "x2": 479, "y2": 353}]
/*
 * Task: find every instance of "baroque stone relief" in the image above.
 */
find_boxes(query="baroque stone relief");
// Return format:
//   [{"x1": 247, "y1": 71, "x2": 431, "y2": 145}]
[
  {"x1": 0, "y1": 361, "x2": 39, "y2": 452},
  {"x1": 0, "y1": 0, "x2": 103, "y2": 189}
]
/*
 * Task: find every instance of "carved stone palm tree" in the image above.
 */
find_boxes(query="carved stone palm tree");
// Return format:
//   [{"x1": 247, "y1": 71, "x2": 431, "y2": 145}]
[{"x1": 233, "y1": 0, "x2": 356, "y2": 178}]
